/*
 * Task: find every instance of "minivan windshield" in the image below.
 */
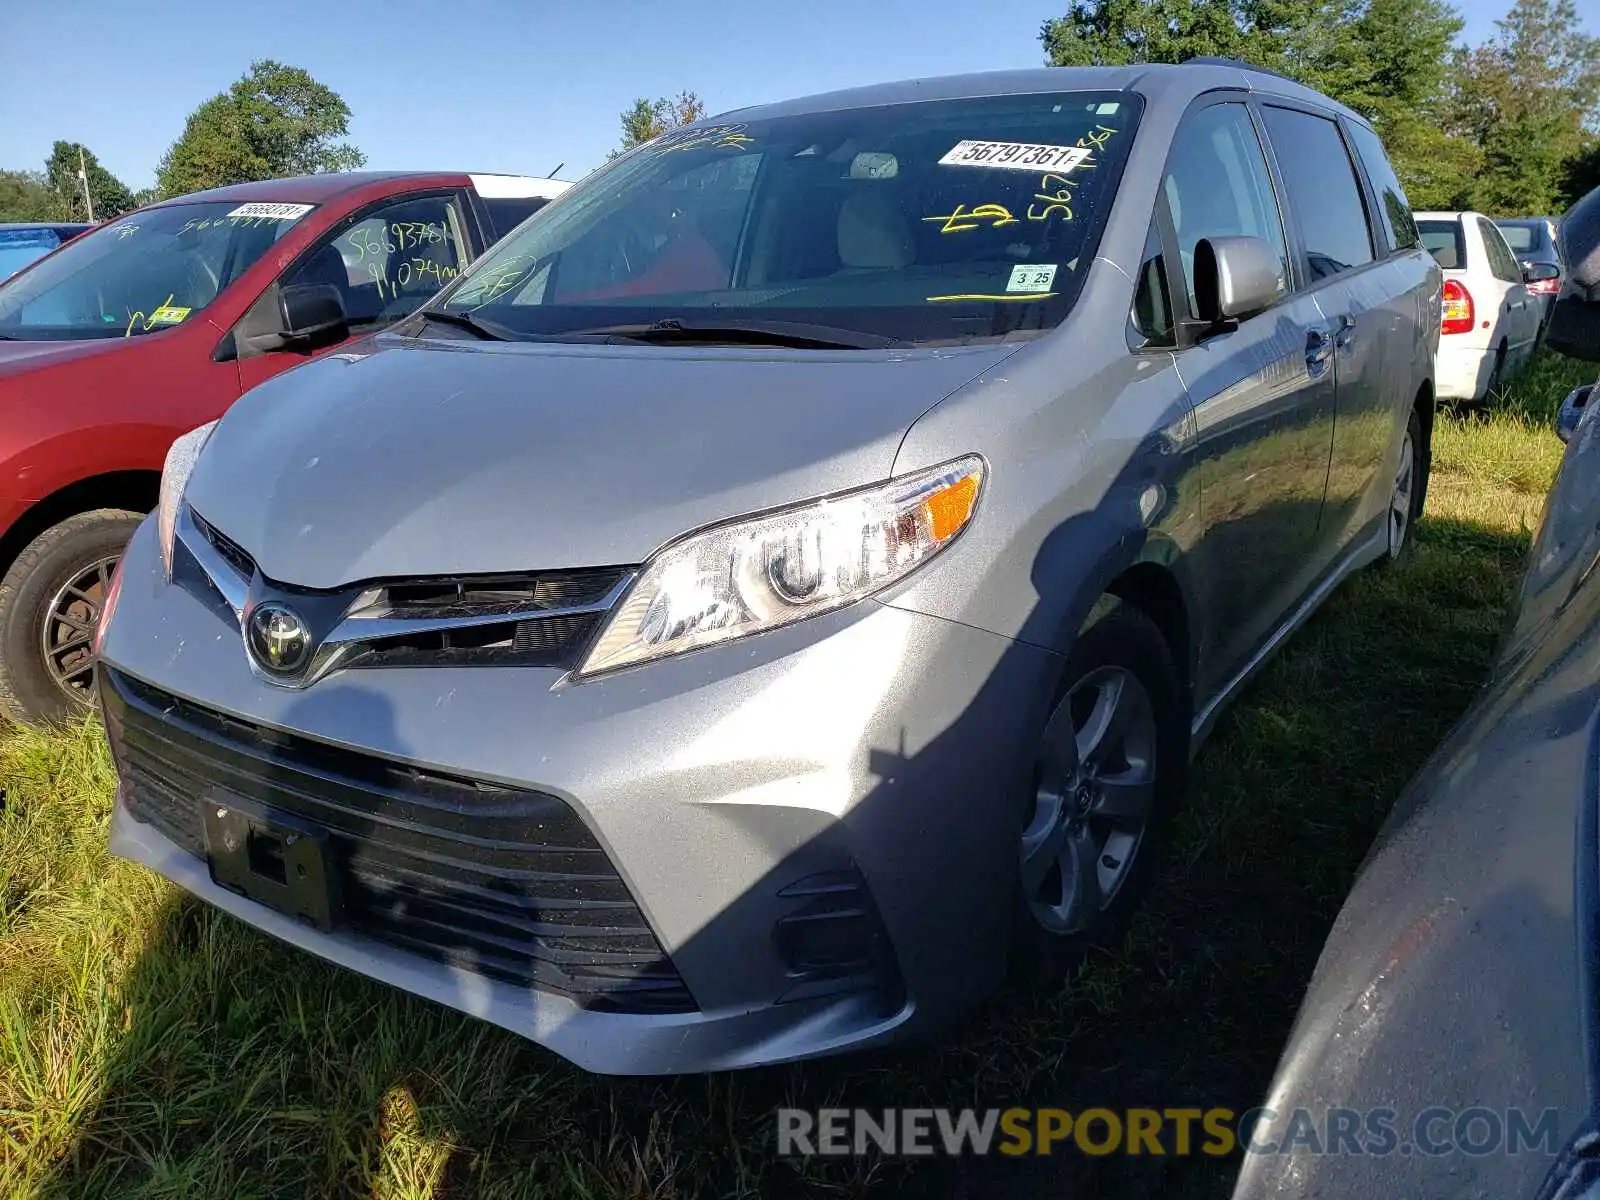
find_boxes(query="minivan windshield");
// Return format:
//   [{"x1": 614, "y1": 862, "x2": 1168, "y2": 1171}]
[
  {"x1": 434, "y1": 91, "x2": 1141, "y2": 346},
  {"x1": 0, "y1": 201, "x2": 310, "y2": 341}
]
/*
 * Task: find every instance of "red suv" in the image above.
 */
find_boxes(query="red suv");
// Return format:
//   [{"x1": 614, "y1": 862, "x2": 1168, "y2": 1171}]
[{"x1": 0, "y1": 170, "x2": 568, "y2": 722}]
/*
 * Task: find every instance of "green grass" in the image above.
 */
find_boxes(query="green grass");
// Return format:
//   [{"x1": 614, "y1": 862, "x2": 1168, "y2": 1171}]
[{"x1": 0, "y1": 352, "x2": 1590, "y2": 1198}]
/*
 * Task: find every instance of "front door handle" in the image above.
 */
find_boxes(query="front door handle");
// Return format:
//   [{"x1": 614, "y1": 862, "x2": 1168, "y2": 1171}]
[
  {"x1": 1306, "y1": 326, "x2": 1333, "y2": 377},
  {"x1": 1334, "y1": 313, "x2": 1357, "y2": 350}
]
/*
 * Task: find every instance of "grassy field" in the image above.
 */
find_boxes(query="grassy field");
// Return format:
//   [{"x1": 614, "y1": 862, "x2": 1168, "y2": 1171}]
[{"x1": 1, "y1": 352, "x2": 1594, "y2": 1199}]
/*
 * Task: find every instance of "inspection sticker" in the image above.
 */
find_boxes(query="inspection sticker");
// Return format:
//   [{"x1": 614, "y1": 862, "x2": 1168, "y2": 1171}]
[
  {"x1": 939, "y1": 141, "x2": 1092, "y2": 173},
  {"x1": 1007, "y1": 264, "x2": 1058, "y2": 292},
  {"x1": 147, "y1": 305, "x2": 191, "y2": 324},
  {"x1": 226, "y1": 202, "x2": 314, "y2": 221}
]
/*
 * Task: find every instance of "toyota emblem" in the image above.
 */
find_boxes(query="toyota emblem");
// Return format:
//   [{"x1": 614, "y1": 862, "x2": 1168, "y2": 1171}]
[{"x1": 247, "y1": 602, "x2": 313, "y2": 675}]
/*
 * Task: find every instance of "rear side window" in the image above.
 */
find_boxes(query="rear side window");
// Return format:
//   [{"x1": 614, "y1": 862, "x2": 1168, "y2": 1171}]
[
  {"x1": 1418, "y1": 220, "x2": 1467, "y2": 270},
  {"x1": 1478, "y1": 218, "x2": 1522, "y2": 283},
  {"x1": 1161, "y1": 102, "x2": 1289, "y2": 312},
  {"x1": 1260, "y1": 106, "x2": 1376, "y2": 281},
  {"x1": 1345, "y1": 122, "x2": 1419, "y2": 252},
  {"x1": 483, "y1": 197, "x2": 551, "y2": 241}
]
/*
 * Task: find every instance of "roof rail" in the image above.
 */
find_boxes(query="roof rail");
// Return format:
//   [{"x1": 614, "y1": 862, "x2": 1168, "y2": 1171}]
[{"x1": 1180, "y1": 56, "x2": 1301, "y2": 85}]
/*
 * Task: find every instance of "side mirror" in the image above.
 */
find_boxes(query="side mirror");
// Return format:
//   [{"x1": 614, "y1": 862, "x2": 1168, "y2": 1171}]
[
  {"x1": 1523, "y1": 261, "x2": 1561, "y2": 284},
  {"x1": 278, "y1": 283, "x2": 348, "y2": 346},
  {"x1": 1557, "y1": 384, "x2": 1593, "y2": 444},
  {"x1": 1192, "y1": 236, "x2": 1281, "y2": 332}
]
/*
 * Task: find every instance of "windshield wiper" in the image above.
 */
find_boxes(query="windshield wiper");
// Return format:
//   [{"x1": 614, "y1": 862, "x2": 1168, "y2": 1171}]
[
  {"x1": 414, "y1": 308, "x2": 522, "y2": 341},
  {"x1": 570, "y1": 318, "x2": 899, "y2": 350}
]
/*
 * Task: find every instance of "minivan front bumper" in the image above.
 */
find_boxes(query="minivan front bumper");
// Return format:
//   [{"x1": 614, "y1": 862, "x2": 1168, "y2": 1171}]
[{"x1": 98, "y1": 516, "x2": 1060, "y2": 1074}]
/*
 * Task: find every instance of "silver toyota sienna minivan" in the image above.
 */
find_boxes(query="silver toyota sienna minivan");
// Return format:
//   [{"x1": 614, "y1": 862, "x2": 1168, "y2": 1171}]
[{"x1": 94, "y1": 60, "x2": 1440, "y2": 1074}]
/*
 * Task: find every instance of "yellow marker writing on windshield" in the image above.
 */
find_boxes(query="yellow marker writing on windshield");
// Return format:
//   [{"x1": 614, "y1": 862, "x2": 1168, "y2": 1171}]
[
  {"x1": 922, "y1": 203, "x2": 1020, "y2": 234},
  {"x1": 124, "y1": 293, "x2": 178, "y2": 338},
  {"x1": 1028, "y1": 174, "x2": 1077, "y2": 222},
  {"x1": 926, "y1": 292, "x2": 1057, "y2": 303}
]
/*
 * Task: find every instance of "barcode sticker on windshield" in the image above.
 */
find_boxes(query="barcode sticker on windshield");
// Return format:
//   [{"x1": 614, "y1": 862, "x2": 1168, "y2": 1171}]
[
  {"x1": 226, "y1": 202, "x2": 314, "y2": 221},
  {"x1": 939, "y1": 141, "x2": 1092, "y2": 173}
]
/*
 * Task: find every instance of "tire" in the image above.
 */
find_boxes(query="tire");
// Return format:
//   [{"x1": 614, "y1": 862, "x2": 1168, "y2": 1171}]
[
  {"x1": 0, "y1": 509, "x2": 142, "y2": 725},
  {"x1": 1480, "y1": 341, "x2": 1507, "y2": 404},
  {"x1": 1009, "y1": 600, "x2": 1185, "y2": 984},
  {"x1": 1377, "y1": 408, "x2": 1425, "y2": 567}
]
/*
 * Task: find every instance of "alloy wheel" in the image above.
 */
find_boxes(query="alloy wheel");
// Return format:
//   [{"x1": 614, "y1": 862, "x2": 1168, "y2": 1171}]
[
  {"x1": 1389, "y1": 428, "x2": 1416, "y2": 557},
  {"x1": 1020, "y1": 665, "x2": 1158, "y2": 936},
  {"x1": 41, "y1": 554, "x2": 118, "y2": 705}
]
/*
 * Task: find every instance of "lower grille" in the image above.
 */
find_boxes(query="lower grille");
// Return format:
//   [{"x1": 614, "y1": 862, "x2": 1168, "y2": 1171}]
[{"x1": 102, "y1": 668, "x2": 695, "y2": 1014}]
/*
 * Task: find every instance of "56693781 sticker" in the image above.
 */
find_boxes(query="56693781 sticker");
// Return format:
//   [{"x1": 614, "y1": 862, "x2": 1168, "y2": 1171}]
[
  {"x1": 939, "y1": 141, "x2": 1092, "y2": 173},
  {"x1": 225, "y1": 202, "x2": 315, "y2": 221}
]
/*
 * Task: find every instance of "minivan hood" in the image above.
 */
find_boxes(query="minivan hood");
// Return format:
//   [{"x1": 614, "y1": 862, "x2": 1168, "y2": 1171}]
[{"x1": 185, "y1": 336, "x2": 1015, "y2": 588}]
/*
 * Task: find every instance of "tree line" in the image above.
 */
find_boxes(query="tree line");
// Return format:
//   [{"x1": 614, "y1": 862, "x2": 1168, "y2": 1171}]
[
  {"x1": 1043, "y1": 0, "x2": 1599, "y2": 214},
  {"x1": 0, "y1": 60, "x2": 362, "y2": 223},
  {"x1": 624, "y1": 0, "x2": 1597, "y2": 217}
]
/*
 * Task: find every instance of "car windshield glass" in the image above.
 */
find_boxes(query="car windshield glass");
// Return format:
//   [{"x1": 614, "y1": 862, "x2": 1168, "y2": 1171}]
[
  {"x1": 0, "y1": 201, "x2": 311, "y2": 341},
  {"x1": 434, "y1": 91, "x2": 1141, "y2": 346},
  {"x1": 1497, "y1": 224, "x2": 1536, "y2": 254},
  {"x1": 1417, "y1": 219, "x2": 1467, "y2": 270}
]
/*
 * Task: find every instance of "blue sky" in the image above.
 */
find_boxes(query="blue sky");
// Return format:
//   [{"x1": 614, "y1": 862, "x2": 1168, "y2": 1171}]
[{"x1": 0, "y1": 0, "x2": 1585, "y2": 192}]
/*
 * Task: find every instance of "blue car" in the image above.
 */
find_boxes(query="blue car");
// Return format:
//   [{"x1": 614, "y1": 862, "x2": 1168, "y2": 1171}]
[{"x1": 0, "y1": 222, "x2": 95, "y2": 281}]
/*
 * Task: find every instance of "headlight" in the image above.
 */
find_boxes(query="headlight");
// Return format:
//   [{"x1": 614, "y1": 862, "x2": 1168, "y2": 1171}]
[
  {"x1": 577, "y1": 456, "x2": 984, "y2": 676},
  {"x1": 157, "y1": 420, "x2": 218, "y2": 579}
]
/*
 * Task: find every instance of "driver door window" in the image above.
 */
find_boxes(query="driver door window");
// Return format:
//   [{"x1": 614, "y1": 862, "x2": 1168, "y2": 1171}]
[
  {"x1": 284, "y1": 193, "x2": 467, "y2": 329},
  {"x1": 1162, "y1": 103, "x2": 1289, "y2": 312}
]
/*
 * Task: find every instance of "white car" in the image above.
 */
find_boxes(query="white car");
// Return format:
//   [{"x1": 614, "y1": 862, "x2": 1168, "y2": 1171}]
[{"x1": 1417, "y1": 211, "x2": 1542, "y2": 402}]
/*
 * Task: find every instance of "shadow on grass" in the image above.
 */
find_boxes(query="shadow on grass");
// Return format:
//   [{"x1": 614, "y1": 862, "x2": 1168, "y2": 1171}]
[{"x1": 34, "y1": 511, "x2": 1529, "y2": 1200}]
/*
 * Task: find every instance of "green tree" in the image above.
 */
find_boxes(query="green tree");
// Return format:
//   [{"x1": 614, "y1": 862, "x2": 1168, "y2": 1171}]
[
  {"x1": 612, "y1": 91, "x2": 707, "y2": 156},
  {"x1": 44, "y1": 141, "x2": 134, "y2": 220},
  {"x1": 1041, "y1": 0, "x2": 1249, "y2": 67},
  {"x1": 1444, "y1": 0, "x2": 1600, "y2": 215},
  {"x1": 1331, "y1": 0, "x2": 1480, "y2": 208},
  {"x1": 1040, "y1": 0, "x2": 1478, "y2": 209},
  {"x1": 0, "y1": 170, "x2": 62, "y2": 222},
  {"x1": 156, "y1": 60, "x2": 364, "y2": 198}
]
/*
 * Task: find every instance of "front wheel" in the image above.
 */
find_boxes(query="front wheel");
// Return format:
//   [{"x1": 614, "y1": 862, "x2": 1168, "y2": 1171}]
[
  {"x1": 0, "y1": 509, "x2": 142, "y2": 724},
  {"x1": 1010, "y1": 601, "x2": 1185, "y2": 983}
]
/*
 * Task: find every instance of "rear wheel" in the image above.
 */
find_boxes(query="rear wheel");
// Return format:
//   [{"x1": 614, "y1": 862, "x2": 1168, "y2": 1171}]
[
  {"x1": 1480, "y1": 341, "x2": 1508, "y2": 403},
  {"x1": 0, "y1": 510, "x2": 142, "y2": 724},
  {"x1": 1380, "y1": 409, "x2": 1424, "y2": 565},
  {"x1": 1010, "y1": 601, "x2": 1185, "y2": 983}
]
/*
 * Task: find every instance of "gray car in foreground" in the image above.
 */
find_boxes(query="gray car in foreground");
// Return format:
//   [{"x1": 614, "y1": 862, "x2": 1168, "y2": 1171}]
[
  {"x1": 1230, "y1": 383, "x2": 1600, "y2": 1200},
  {"x1": 95, "y1": 61, "x2": 1438, "y2": 1074},
  {"x1": 1232, "y1": 190, "x2": 1600, "y2": 1200}
]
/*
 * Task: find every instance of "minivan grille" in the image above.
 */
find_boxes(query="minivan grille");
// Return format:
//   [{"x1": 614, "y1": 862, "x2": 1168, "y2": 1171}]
[
  {"x1": 102, "y1": 668, "x2": 695, "y2": 1014},
  {"x1": 180, "y1": 507, "x2": 631, "y2": 672}
]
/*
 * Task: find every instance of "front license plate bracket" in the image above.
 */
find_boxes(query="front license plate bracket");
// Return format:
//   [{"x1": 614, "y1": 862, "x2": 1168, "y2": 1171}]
[{"x1": 202, "y1": 795, "x2": 342, "y2": 931}]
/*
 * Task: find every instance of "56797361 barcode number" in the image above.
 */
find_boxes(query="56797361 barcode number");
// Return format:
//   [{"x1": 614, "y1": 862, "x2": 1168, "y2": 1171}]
[{"x1": 938, "y1": 141, "x2": 1092, "y2": 173}]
